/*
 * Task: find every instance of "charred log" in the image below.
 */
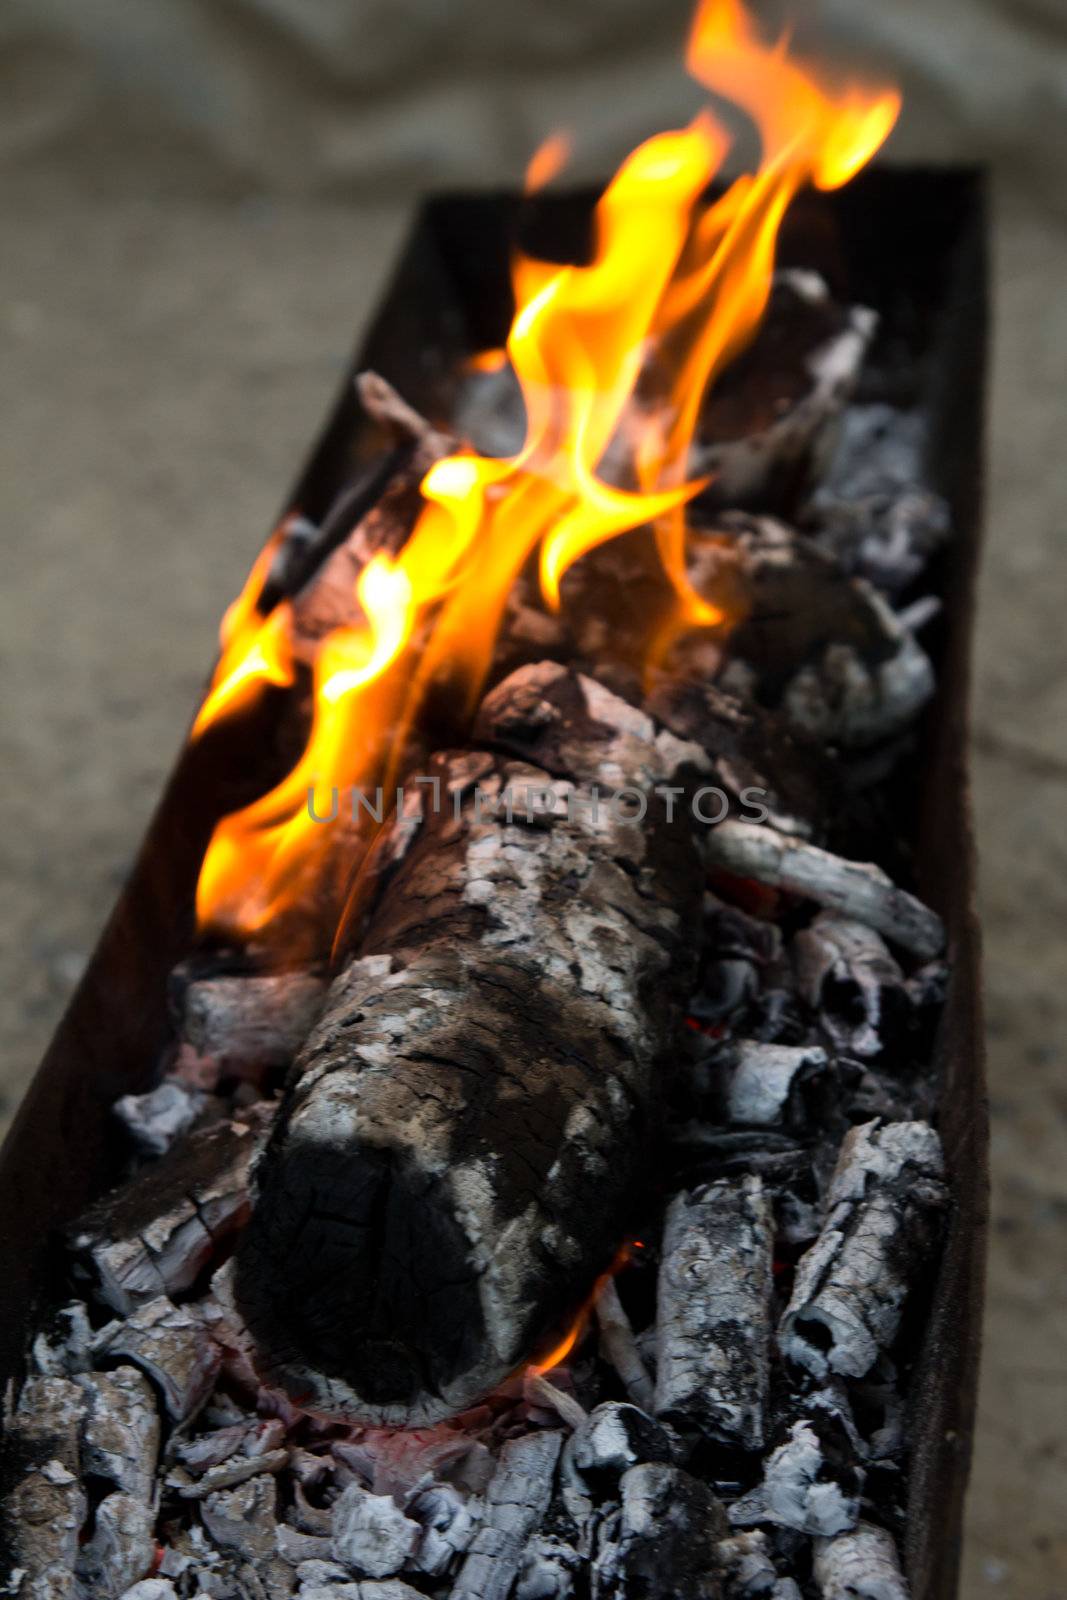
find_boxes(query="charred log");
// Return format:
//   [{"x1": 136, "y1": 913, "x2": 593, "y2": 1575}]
[{"x1": 234, "y1": 663, "x2": 709, "y2": 1423}]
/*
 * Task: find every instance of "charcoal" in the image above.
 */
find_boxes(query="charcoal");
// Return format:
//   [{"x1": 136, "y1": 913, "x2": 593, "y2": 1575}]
[
  {"x1": 592, "y1": 1463, "x2": 728, "y2": 1599},
  {"x1": 516, "y1": 1534, "x2": 582, "y2": 1600},
  {"x1": 30, "y1": 1301, "x2": 93, "y2": 1377},
  {"x1": 654, "y1": 1178, "x2": 774, "y2": 1447},
  {"x1": 791, "y1": 913, "x2": 907, "y2": 1059},
  {"x1": 78, "y1": 1365, "x2": 160, "y2": 1500},
  {"x1": 95, "y1": 1297, "x2": 221, "y2": 1422},
  {"x1": 704, "y1": 821, "x2": 944, "y2": 961},
  {"x1": 70, "y1": 1114, "x2": 267, "y2": 1314},
  {"x1": 689, "y1": 273, "x2": 877, "y2": 511},
  {"x1": 120, "y1": 1583, "x2": 181, "y2": 1600},
  {"x1": 113, "y1": 1079, "x2": 207, "y2": 1156},
  {"x1": 76, "y1": 1492, "x2": 155, "y2": 1597},
  {"x1": 406, "y1": 1482, "x2": 478, "y2": 1575},
  {"x1": 723, "y1": 1041, "x2": 829, "y2": 1127},
  {"x1": 173, "y1": 1448, "x2": 289, "y2": 1498},
  {"x1": 566, "y1": 1402, "x2": 674, "y2": 1487},
  {"x1": 330, "y1": 1484, "x2": 420, "y2": 1578},
  {"x1": 452, "y1": 1432, "x2": 563, "y2": 1600},
  {"x1": 779, "y1": 1120, "x2": 947, "y2": 1380},
  {"x1": 594, "y1": 1279, "x2": 656, "y2": 1413},
  {"x1": 717, "y1": 1531, "x2": 803, "y2": 1598},
  {"x1": 728, "y1": 1415, "x2": 863, "y2": 1537},
  {"x1": 803, "y1": 403, "x2": 950, "y2": 596},
  {"x1": 3, "y1": 1459, "x2": 86, "y2": 1598},
  {"x1": 812, "y1": 1521, "x2": 909, "y2": 1599},
  {"x1": 177, "y1": 971, "x2": 327, "y2": 1083},
  {"x1": 201, "y1": 1472, "x2": 280, "y2": 1564}
]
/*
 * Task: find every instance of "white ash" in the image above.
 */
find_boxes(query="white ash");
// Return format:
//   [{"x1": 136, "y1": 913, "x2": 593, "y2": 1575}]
[
  {"x1": 654, "y1": 1177, "x2": 774, "y2": 1448},
  {"x1": 113, "y1": 1079, "x2": 207, "y2": 1156},
  {"x1": 780, "y1": 1120, "x2": 948, "y2": 1380},
  {"x1": 703, "y1": 821, "x2": 944, "y2": 961},
  {"x1": 31, "y1": 1301, "x2": 93, "y2": 1377},
  {"x1": 729, "y1": 1417, "x2": 863, "y2": 1538},
  {"x1": 331, "y1": 1484, "x2": 421, "y2": 1579},
  {"x1": 724, "y1": 1041, "x2": 829, "y2": 1127},
  {"x1": 94, "y1": 1296, "x2": 221, "y2": 1422},
  {"x1": 78, "y1": 1365, "x2": 159, "y2": 1500},
  {"x1": 76, "y1": 1491, "x2": 155, "y2": 1597},
  {"x1": 813, "y1": 1521, "x2": 910, "y2": 1599},
  {"x1": 4, "y1": 1458, "x2": 86, "y2": 1597},
  {"x1": 717, "y1": 1531, "x2": 803, "y2": 1598},
  {"x1": 120, "y1": 1583, "x2": 181, "y2": 1600},
  {"x1": 791, "y1": 914, "x2": 907, "y2": 1059},
  {"x1": 452, "y1": 1431, "x2": 563, "y2": 1600}
]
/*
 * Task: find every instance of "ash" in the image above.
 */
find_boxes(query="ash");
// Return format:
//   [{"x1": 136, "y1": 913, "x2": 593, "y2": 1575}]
[{"x1": 5, "y1": 271, "x2": 950, "y2": 1600}]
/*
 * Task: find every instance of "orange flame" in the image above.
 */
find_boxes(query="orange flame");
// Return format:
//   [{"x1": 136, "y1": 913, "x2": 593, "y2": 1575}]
[
  {"x1": 525, "y1": 132, "x2": 572, "y2": 194},
  {"x1": 192, "y1": 0, "x2": 898, "y2": 951}
]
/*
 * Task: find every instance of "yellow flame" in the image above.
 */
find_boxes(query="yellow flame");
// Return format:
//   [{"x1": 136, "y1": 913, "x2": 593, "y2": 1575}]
[{"x1": 192, "y1": 0, "x2": 899, "y2": 950}]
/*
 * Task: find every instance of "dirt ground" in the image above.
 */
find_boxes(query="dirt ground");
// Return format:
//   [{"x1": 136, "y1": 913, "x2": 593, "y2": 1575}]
[{"x1": 1, "y1": 175, "x2": 1065, "y2": 1595}]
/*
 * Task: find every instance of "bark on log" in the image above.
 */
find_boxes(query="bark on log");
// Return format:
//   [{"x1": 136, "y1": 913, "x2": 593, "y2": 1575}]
[{"x1": 234, "y1": 663, "x2": 711, "y2": 1424}]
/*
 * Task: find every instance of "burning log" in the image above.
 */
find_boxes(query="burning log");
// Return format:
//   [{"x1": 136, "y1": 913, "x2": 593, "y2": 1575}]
[
  {"x1": 234, "y1": 663, "x2": 709, "y2": 1424},
  {"x1": 703, "y1": 821, "x2": 944, "y2": 961},
  {"x1": 779, "y1": 1119, "x2": 947, "y2": 1380},
  {"x1": 812, "y1": 1521, "x2": 909, "y2": 1600},
  {"x1": 653, "y1": 1178, "x2": 775, "y2": 1447}
]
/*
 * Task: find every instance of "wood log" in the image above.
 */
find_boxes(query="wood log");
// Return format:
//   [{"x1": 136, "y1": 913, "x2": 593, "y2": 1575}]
[{"x1": 233, "y1": 663, "x2": 711, "y2": 1424}]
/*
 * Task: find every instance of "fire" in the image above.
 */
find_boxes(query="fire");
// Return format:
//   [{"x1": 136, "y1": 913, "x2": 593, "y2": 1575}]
[
  {"x1": 192, "y1": 0, "x2": 898, "y2": 950},
  {"x1": 525, "y1": 132, "x2": 572, "y2": 194}
]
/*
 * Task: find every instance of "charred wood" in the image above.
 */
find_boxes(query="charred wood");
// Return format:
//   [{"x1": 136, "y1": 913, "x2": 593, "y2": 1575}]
[
  {"x1": 592, "y1": 1463, "x2": 728, "y2": 1599},
  {"x1": 654, "y1": 1178, "x2": 775, "y2": 1447},
  {"x1": 779, "y1": 1119, "x2": 947, "y2": 1380},
  {"x1": 235, "y1": 664, "x2": 709, "y2": 1424},
  {"x1": 703, "y1": 821, "x2": 944, "y2": 961},
  {"x1": 812, "y1": 1520, "x2": 909, "y2": 1599},
  {"x1": 451, "y1": 1431, "x2": 563, "y2": 1600}
]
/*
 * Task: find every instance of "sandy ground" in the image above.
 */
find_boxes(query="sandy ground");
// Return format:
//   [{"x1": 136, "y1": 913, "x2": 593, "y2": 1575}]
[{"x1": 1, "y1": 175, "x2": 1065, "y2": 1595}]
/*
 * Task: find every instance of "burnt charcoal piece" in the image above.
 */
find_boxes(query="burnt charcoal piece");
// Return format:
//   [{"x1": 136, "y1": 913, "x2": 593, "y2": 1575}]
[
  {"x1": 2, "y1": 1377, "x2": 88, "y2": 1594},
  {"x1": 721, "y1": 1041, "x2": 829, "y2": 1128},
  {"x1": 235, "y1": 664, "x2": 708, "y2": 1423},
  {"x1": 791, "y1": 912, "x2": 910, "y2": 1060},
  {"x1": 729, "y1": 1408, "x2": 865, "y2": 1538},
  {"x1": 76, "y1": 1492, "x2": 155, "y2": 1597},
  {"x1": 68, "y1": 1112, "x2": 268, "y2": 1314},
  {"x1": 802, "y1": 404, "x2": 951, "y2": 598},
  {"x1": 780, "y1": 1120, "x2": 947, "y2": 1380},
  {"x1": 654, "y1": 1178, "x2": 775, "y2": 1447},
  {"x1": 717, "y1": 1531, "x2": 802, "y2": 1599},
  {"x1": 813, "y1": 1520, "x2": 909, "y2": 1599},
  {"x1": 704, "y1": 821, "x2": 944, "y2": 961},
  {"x1": 175, "y1": 971, "x2": 327, "y2": 1083},
  {"x1": 686, "y1": 516, "x2": 935, "y2": 750},
  {"x1": 593, "y1": 1463, "x2": 728, "y2": 1599},
  {"x1": 78, "y1": 1365, "x2": 160, "y2": 1501},
  {"x1": 94, "y1": 1297, "x2": 221, "y2": 1423},
  {"x1": 452, "y1": 1431, "x2": 563, "y2": 1600},
  {"x1": 690, "y1": 271, "x2": 876, "y2": 512}
]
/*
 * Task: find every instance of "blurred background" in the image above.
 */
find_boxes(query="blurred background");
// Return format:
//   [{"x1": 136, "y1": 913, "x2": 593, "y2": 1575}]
[{"x1": 1, "y1": 1, "x2": 1064, "y2": 1593}]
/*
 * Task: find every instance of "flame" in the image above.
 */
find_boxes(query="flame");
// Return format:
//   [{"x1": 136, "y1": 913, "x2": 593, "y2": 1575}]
[
  {"x1": 192, "y1": 0, "x2": 898, "y2": 950},
  {"x1": 525, "y1": 132, "x2": 572, "y2": 194}
]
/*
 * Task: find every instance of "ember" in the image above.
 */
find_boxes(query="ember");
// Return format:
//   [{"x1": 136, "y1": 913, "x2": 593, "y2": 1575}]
[{"x1": 0, "y1": 0, "x2": 988, "y2": 1595}]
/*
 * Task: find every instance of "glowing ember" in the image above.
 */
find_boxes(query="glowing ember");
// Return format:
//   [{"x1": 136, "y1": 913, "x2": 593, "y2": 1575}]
[{"x1": 192, "y1": 0, "x2": 898, "y2": 949}]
